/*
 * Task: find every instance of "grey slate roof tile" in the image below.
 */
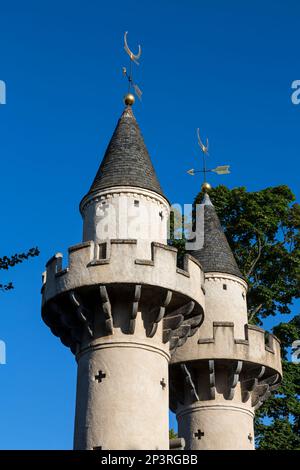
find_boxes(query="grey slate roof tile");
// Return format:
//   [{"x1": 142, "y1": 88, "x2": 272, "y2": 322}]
[
  {"x1": 190, "y1": 194, "x2": 244, "y2": 279},
  {"x1": 86, "y1": 106, "x2": 165, "y2": 198}
]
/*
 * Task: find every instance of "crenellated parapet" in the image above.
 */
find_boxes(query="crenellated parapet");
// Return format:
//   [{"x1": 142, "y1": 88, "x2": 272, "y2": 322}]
[
  {"x1": 42, "y1": 240, "x2": 204, "y2": 304},
  {"x1": 172, "y1": 321, "x2": 281, "y2": 371},
  {"x1": 42, "y1": 240, "x2": 205, "y2": 356},
  {"x1": 170, "y1": 321, "x2": 282, "y2": 412}
]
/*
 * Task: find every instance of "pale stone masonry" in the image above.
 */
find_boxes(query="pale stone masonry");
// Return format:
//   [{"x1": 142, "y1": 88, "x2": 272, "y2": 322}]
[
  {"x1": 41, "y1": 102, "x2": 282, "y2": 450},
  {"x1": 170, "y1": 193, "x2": 282, "y2": 450}
]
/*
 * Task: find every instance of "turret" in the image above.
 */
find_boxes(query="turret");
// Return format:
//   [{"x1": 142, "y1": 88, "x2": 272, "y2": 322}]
[
  {"x1": 170, "y1": 192, "x2": 282, "y2": 450},
  {"x1": 191, "y1": 192, "x2": 248, "y2": 338},
  {"x1": 80, "y1": 105, "x2": 169, "y2": 259},
  {"x1": 41, "y1": 101, "x2": 205, "y2": 450}
]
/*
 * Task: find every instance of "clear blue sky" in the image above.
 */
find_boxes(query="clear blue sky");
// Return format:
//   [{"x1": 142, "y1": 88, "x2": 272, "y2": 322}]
[{"x1": 0, "y1": 0, "x2": 299, "y2": 449}]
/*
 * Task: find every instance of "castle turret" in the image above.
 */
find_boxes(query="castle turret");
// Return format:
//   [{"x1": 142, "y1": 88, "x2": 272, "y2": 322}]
[
  {"x1": 41, "y1": 101, "x2": 205, "y2": 450},
  {"x1": 170, "y1": 192, "x2": 282, "y2": 450},
  {"x1": 190, "y1": 192, "x2": 247, "y2": 338},
  {"x1": 80, "y1": 105, "x2": 168, "y2": 259}
]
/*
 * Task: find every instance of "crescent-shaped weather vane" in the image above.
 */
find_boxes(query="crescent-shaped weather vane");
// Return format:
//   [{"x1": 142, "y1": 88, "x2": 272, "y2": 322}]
[
  {"x1": 197, "y1": 128, "x2": 209, "y2": 156},
  {"x1": 122, "y1": 31, "x2": 143, "y2": 103},
  {"x1": 124, "y1": 31, "x2": 142, "y2": 65}
]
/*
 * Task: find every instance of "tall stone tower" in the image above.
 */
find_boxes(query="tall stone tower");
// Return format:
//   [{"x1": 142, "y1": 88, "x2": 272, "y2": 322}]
[
  {"x1": 170, "y1": 191, "x2": 282, "y2": 450},
  {"x1": 41, "y1": 99, "x2": 205, "y2": 450}
]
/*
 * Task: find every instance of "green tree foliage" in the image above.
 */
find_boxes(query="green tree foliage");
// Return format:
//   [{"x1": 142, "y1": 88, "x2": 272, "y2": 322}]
[
  {"x1": 255, "y1": 316, "x2": 300, "y2": 449},
  {"x1": 169, "y1": 428, "x2": 178, "y2": 440},
  {"x1": 191, "y1": 185, "x2": 300, "y2": 449},
  {"x1": 0, "y1": 247, "x2": 40, "y2": 291}
]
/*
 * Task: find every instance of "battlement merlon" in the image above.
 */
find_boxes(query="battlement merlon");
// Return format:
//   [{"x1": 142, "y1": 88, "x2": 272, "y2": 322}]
[
  {"x1": 42, "y1": 240, "x2": 205, "y2": 307},
  {"x1": 171, "y1": 321, "x2": 282, "y2": 376}
]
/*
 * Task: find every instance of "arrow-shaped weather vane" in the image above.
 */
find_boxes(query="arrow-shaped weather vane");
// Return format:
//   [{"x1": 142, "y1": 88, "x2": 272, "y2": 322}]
[
  {"x1": 187, "y1": 128, "x2": 230, "y2": 191},
  {"x1": 122, "y1": 31, "x2": 143, "y2": 105}
]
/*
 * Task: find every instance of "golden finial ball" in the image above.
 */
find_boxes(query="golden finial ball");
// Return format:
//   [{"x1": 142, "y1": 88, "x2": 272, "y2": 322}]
[
  {"x1": 124, "y1": 93, "x2": 135, "y2": 106},
  {"x1": 202, "y1": 182, "x2": 212, "y2": 192}
]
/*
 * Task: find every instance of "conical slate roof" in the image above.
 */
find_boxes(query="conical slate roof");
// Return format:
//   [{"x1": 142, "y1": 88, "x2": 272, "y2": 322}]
[
  {"x1": 190, "y1": 193, "x2": 244, "y2": 279},
  {"x1": 85, "y1": 106, "x2": 165, "y2": 199}
]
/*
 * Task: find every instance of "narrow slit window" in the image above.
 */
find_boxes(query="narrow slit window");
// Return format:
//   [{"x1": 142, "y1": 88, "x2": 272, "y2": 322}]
[{"x1": 98, "y1": 243, "x2": 107, "y2": 259}]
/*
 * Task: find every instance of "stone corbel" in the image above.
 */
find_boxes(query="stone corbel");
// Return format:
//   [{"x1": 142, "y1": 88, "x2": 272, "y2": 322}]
[
  {"x1": 208, "y1": 360, "x2": 216, "y2": 399},
  {"x1": 248, "y1": 365, "x2": 266, "y2": 379},
  {"x1": 69, "y1": 291, "x2": 94, "y2": 338},
  {"x1": 241, "y1": 377, "x2": 258, "y2": 403},
  {"x1": 227, "y1": 360, "x2": 243, "y2": 399},
  {"x1": 99, "y1": 285, "x2": 113, "y2": 335},
  {"x1": 162, "y1": 313, "x2": 184, "y2": 343},
  {"x1": 184, "y1": 313, "x2": 203, "y2": 337},
  {"x1": 148, "y1": 290, "x2": 172, "y2": 338},
  {"x1": 128, "y1": 285, "x2": 142, "y2": 334},
  {"x1": 163, "y1": 301, "x2": 197, "y2": 352},
  {"x1": 176, "y1": 325, "x2": 192, "y2": 348},
  {"x1": 169, "y1": 336, "x2": 180, "y2": 351},
  {"x1": 252, "y1": 373, "x2": 280, "y2": 410},
  {"x1": 252, "y1": 383, "x2": 269, "y2": 409}
]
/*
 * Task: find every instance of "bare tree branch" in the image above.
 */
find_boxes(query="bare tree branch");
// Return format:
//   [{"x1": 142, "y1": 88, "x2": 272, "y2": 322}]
[
  {"x1": 248, "y1": 303, "x2": 263, "y2": 323},
  {"x1": 245, "y1": 235, "x2": 264, "y2": 278}
]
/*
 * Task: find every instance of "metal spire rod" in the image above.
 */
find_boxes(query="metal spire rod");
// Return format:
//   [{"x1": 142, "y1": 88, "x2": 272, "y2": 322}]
[
  {"x1": 122, "y1": 31, "x2": 143, "y2": 103},
  {"x1": 197, "y1": 128, "x2": 209, "y2": 185},
  {"x1": 187, "y1": 129, "x2": 231, "y2": 191}
]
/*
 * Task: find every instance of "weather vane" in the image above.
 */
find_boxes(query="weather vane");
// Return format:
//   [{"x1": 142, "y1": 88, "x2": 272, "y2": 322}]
[
  {"x1": 122, "y1": 31, "x2": 142, "y2": 106},
  {"x1": 187, "y1": 128, "x2": 230, "y2": 192}
]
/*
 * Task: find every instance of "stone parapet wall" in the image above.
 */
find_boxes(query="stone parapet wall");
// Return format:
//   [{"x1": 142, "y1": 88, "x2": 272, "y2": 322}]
[
  {"x1": 42, "y1": 240, "x2": 205, "y2": 306},
  {"x1": 171, "y1": 321, "x2": 282, "y2": 374}
]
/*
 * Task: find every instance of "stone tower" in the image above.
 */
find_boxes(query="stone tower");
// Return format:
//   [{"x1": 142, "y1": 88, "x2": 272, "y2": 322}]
[
  {"x1": 41, "y1": 102, "x2": 205, "y2": 450},
  {"x1": 170, "y1": 192, "x2": 282, "y2": 450}
]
